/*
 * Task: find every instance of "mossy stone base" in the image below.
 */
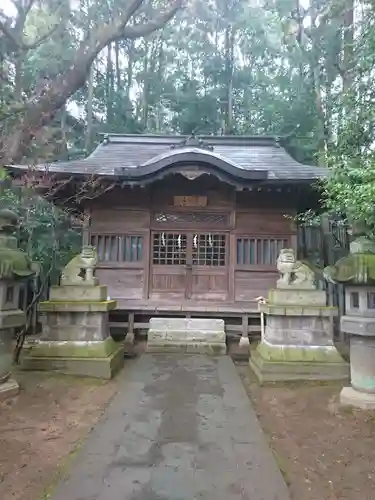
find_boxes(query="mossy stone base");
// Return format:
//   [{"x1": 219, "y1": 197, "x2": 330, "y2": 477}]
[
  {"x1": 249, "y1": 341, "x2": 349, "y2": 384},
  {"x1": 21, "y1": 337, "x2": 124, "y2": 379},
  {"x1": 23, "y1": 336, "x2": 119, "y2": 358}
]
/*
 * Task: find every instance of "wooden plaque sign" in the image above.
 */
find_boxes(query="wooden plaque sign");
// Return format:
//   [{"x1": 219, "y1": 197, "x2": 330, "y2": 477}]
[{"x1": 173, "y1": 195, "x2": 207, "y2": 207}]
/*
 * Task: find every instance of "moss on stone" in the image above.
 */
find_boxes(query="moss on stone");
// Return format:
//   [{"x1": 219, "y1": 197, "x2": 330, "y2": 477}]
[
  {"x1": 26, "y1": 336, "x2": 119, "y2": 359},
  {"x1": 256, "y1": 341, "x2": 346, "y2": 364},
  {"x1": 22, "y1": 345, "x2": 124, "y2": 379},
  {"x1": 0, "y1": 247, "x2": 34, "y2": 279},
  {"x1": 325, "y1": 253, "x2": 375, "y2": 284},
  {"x1": 39, "y1": 300, "x2": 116, "y2": 313},
  {"x1": 250, "y1": 346, "x2": 349, "y2": 383},
  {"x1": 39, "y1": 439, "x2": 85, "y2": 500},
  {"x1": 40, "y1": 300, "x2": 115, "y2": 305},
  {"x1": 260, "y1": 304, "x2": 337, "y2": 317}
]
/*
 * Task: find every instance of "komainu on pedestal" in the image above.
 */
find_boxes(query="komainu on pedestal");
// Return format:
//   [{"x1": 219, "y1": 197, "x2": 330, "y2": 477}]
[
  {"x1": 21, "y1": 245, "x2": 123, "y2": 379},
  {"x1": 250, "y1": 248, "x2": 348, "y2": 383}
]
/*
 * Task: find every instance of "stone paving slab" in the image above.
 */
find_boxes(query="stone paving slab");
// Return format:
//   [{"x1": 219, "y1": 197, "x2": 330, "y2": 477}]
[{"x1": 51, "y1": 355, "x2": 291, "y2": 500}]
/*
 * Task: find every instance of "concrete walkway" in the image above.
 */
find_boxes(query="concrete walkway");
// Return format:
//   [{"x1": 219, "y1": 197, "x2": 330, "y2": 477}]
[{"x1": 51, "y1": 355, "x2": 291, "y2": 500}]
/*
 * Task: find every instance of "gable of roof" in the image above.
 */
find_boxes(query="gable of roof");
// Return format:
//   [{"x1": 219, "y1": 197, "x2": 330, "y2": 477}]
[{"x1": 6, "y1": 134, "x2": 328, "y2": 184}]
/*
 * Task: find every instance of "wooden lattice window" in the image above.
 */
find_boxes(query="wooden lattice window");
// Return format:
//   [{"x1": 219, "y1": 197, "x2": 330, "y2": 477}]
[
  {"x1": 153, "y1": 233, "x2": 187, "y2": 265},
  {"x1": 237, "y1": 237, "x2": 289, "y2": 265},
  {"x1": 192, "y1": 233, "x2": 226, "y2": 266},
  {"x1": 91, "y1": 234, "x2": 143, "y2": 262}
]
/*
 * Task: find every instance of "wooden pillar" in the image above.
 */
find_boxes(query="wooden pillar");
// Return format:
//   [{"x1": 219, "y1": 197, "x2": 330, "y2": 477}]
[{"x1": 124, "y1": 312, "x2": 136, "y2": 357}]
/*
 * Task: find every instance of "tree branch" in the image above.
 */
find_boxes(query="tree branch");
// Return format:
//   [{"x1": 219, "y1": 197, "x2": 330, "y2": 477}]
[
  {"x1": 121, "y1": 1, "x2": 183, "y2": 39},
  {"x1": 24, "y1": 0, "x2": 37, "y2": 17},
  {"x1": 1, "y1": 0, "x2": 183, "y2": 164},
  {"x1": 23, "y1": 23, "x2": 60, "y2": 50},
  {"x1": 0, "y1": 8, "x2": 62, "y2": 51},
  {"x1": 0, "y1": 20, "x2": 21, "y2": 49}
]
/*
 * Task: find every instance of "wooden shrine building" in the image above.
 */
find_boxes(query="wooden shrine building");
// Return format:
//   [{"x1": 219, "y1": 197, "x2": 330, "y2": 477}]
[{"x1": 8, "y1": 134, "x2": 327, "y2": 333}]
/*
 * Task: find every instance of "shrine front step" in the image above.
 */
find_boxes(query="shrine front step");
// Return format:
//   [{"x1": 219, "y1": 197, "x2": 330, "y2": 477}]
[{"x1": 146, "y1": 317, "x2": 227, "y2": 355}]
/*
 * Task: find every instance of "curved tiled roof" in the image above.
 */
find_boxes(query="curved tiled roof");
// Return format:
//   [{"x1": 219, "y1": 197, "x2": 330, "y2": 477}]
[{"x1": 7, "y1": 134, "x2": 328, "y2": 183}]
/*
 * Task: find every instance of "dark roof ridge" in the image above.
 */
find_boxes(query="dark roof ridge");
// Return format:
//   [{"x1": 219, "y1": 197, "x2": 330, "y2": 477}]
[
  {"x1": 97, "y1": 133, "x2": 279, "y2": 147},
  {"x1": 6, "y1": 133, "x2": 328, "y2": 183}
]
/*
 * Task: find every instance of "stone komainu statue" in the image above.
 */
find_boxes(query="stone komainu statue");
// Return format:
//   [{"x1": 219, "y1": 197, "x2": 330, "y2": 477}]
[
  {"x1": 276, "y1": 248, "x2": 316, "y2": 289},
  {"x1": 60, "y1": 245, "x2": 98, "y2": 285}
]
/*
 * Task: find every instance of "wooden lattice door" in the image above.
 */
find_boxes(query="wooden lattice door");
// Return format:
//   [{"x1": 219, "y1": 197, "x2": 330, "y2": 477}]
[
  {"x1": 188, "y1": 232, "x2": 228, "y2": 300},
  {"x1": 150, "y1": 230, "x2": 229, "y2": 301}
]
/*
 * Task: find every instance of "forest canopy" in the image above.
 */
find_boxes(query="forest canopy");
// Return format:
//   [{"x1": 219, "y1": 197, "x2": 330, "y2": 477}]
[{"x1": 1, "y1": 0, "x2": 375, "y2": 228}]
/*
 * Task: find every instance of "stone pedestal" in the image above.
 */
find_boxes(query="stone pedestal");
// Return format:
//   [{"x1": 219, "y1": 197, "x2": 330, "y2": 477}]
[
  {"x1": 250, "y1": 289, "x2": 348, "y2": 383},
  {"x1": 21, "y1": 285, "x2": 123, "y2": 379},
  {"x1": 0, "y1": 284, "x2": 26, "y2": 400},
  {"x1": 147, "y1": 318, "x2": 227, "y2": 355},
  {"x1": 339, "y1": 308, "x2": 375, "y2": 409},
  {"x1": 49, "y1": 284, "x2": 108, "y2": 302},
  {"x1": 0, "y1": 325, "x2": 20, "y2": 400}
]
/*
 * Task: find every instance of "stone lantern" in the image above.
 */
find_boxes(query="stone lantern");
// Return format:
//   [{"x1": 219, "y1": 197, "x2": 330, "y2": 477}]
[
  {"x1": 0, "y1": 209, "x2": 35, "y2": 399},
  {"x1": 324, "y1": 235, "x2": 375, "y2": 409}
]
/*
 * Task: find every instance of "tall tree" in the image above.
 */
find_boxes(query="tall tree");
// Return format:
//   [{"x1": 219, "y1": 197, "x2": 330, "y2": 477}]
[{"x1": 0, "y1": 0, "x2": 183, "y2": 164}]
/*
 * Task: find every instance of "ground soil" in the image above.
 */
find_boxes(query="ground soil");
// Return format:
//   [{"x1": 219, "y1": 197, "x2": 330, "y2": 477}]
[
  {"x1": 1, "y1": 360, "x2": 375, "y2": 500},
  {"x1": 237, "y1": 363, "x2": 375, "y2": 500},
  {"x1": 0, "y1": 370, "x2": 118, "y2": 500}
]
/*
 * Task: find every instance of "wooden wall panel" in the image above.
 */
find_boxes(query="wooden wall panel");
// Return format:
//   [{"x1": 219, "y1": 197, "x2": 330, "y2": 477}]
[
  {"x1": 90, "y1": 209, "x2": 150, "y2": 231},
  {"x1": 191, "y1": 273, "x2": 228, "y2": 301},
  {"x1": 149, "y1": 267, "x2": 186, "y2": 300},
  {"x1": 151, "y1": 272, "x2": 185, "y2": 291},
  {"x1": 95, "y1": 268, "x2": 144, "y2": 299},
  {"x1": 234, "y1": 270, "x2": 278, "y2": 301},
  {"x1": 150, "y1": 176, "x2": 235, "y2": 209},
  {"x1": 88, "y1": 187, "x2": 149, "y2": 208},
  {"x1": 235, "y1": 210, "x2": 294, "y2": 235}
]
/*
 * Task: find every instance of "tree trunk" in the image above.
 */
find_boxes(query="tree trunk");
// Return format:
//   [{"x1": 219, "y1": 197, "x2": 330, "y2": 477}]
[
  {"x1": 0, "y1": 0, "x2": 182, "y2": 164},
  {"x1": 142, "y1": 40, "x2": 149, "y2": 130},
  {"x1": 85, "y1": 64, "x2": 94, "y2": 153},
  {"x1": 155, "y1": 37, "x2": 165, "y2": 132},
  {"x1": 224, "y1": 25, "x2": 235, "y2": 134},
  {"x1": 310, "y1": 4, "x2": 327, "y2": 165},
  {"x1": 115, "y1": 40, "x2": 121, "y2": 90},
  {"x1": 60, "y1": 104, "x2": 68, "y2": 157},
  {"x1": 126, "y1": 40, "x2": 134, "y2": 100},
  {"x1": 14, "y1": 50, "x2": 25, "y2": 101},
  {"x1": 342, "y1": 0, "x2": 354, "y2": 93},
  {"x1": 106, "y1": 43, "x2": 114, "y2": 126}
]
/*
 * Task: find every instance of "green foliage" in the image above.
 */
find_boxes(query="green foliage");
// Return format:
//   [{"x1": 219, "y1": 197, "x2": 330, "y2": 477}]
[
  {"x1": 0, "y1": 176, "x2": 81, "y2": 278},
  {"x1": 2, "y1": 0, "x2": 375, "y2": 233},
  {"x1": 321, "y1": 2, "x2": 375, "y2": 232}
]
